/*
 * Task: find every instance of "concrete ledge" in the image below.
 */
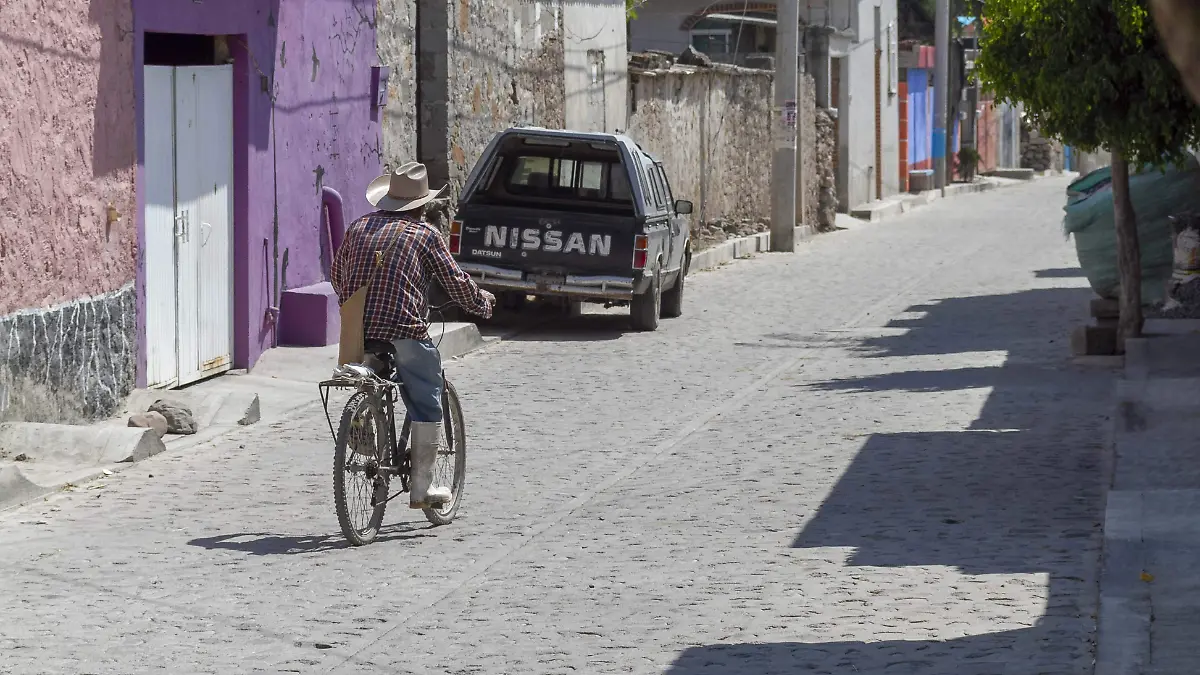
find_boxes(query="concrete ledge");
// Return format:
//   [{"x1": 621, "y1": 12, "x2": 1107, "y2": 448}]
[
  {"x1": 987, "y1": 167, "x2": 1036, "y2": 180},
  {"x1": 0, "y1": 422, "x2": 165, "y2": 466},
  {"x1": 849, "y1": 198, "x2": 906, "y2": 222},
  {"x1": 0, "y1": 465, "x2": 52, "y2": 512},
  {"x1": 1124, "y1": 333, "x2": 1200, "y2": 380},
  {"x1": 279, "y1": 281, "x2": 339, "y2": 347},
  {"x1": 120, "y1": 388, "x2": 261, "y2": 430},
  {"x1": 691, "y1": 231, "x2": 771, "y2": 271}
]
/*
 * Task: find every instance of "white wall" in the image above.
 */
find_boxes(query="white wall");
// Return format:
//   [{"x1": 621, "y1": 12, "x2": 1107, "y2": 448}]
[
  {"x1": 822, "y1": 0, "x2": 899, "y2": 209},
  {"x1": 563, "y1": 0, "x2": 629, "y2": 133}
]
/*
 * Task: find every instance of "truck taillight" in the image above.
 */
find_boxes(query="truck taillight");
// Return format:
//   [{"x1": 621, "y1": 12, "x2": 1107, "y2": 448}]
[
  {"x1": 632, "y1": 235, "x2": 648, "y2": 270},
  {"x1": 449, "y1": 220, "x2": 462, "y2": 255}
]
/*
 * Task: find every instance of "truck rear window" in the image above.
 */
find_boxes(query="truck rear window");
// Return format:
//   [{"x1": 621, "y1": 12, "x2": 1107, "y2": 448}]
[{"x1": 504, "y1": 156, "x2": 632, "y2": 204}]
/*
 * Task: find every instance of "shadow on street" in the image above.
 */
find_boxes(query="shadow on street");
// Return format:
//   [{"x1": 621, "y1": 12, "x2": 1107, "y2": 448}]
[
  {"x1": 665, "y1": 285, "x2": 1111, "y2": 674},
  {"x1": 187, "y1": 522, "x2": 433, "y2": 555},
  {"x1": 1034, "y1": 268, "x2": 1087, "y2": 279}
]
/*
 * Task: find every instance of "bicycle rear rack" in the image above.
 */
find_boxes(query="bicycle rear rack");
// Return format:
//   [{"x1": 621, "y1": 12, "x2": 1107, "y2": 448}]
[{"x1": 317, "y1": 373, "x2": 400, "y2": 443}]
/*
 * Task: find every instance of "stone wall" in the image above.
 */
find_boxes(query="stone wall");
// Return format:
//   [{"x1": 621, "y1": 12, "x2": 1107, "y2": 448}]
[
  {"x1": 1021, "y1": 124, "x2": 1065, "y2": 172},
  {"x1": 416, "y1": 0, "x2": 567, "y2": 200},
  {"x1": 814, "y1": 108, "x2": 838, "y2": 231},
  {"x1": 626, "y1": 62, "x2": 823, "y2": 233},
  {"x1": 798, "y1": 70, "x2": 821, "y2": 230},
  {"x1": 378, "y1": 0, "x2": 420, "y2": 170},
  {"x1": 0, "y1": 285, "x2": 136, "y2": 424}
]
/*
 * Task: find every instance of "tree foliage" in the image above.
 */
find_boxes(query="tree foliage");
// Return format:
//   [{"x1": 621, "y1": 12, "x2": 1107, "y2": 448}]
[{"x1": 976, "y1": 0, "x2": 1200, "y2": 166}]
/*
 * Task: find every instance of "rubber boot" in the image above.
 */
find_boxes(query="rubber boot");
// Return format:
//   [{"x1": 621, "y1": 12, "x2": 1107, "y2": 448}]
[{"x1": 409, "y1": 421, "x2": 452, "y2": 508}]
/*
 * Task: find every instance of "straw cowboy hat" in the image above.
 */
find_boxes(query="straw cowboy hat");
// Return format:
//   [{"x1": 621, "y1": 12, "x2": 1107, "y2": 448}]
[{"x1": 366, "y1": 161, "x2": 447, "y2": 212}]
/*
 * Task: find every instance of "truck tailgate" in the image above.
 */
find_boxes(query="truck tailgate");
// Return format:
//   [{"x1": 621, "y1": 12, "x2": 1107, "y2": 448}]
[{"x1": 455, "y1": 204, "x2": 636, "y2": 276}]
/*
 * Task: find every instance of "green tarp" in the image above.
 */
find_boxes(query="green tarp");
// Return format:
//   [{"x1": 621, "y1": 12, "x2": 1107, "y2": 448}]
[{"x1": 1063, "y1": 157, "x2": 1200, "y2": 305}]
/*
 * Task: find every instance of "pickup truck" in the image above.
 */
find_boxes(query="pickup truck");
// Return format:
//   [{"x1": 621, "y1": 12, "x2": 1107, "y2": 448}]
[{"x1": 443, "y1": 127, "x2": 693, "y2": 331}]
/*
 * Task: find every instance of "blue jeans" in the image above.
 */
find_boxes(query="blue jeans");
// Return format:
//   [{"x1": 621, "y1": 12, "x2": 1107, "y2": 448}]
[{"x1": 390, "y1": 338, "x2": 443, "y2": 423}]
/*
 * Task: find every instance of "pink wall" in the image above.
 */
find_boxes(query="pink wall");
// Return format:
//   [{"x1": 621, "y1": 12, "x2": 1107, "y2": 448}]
[{"x1": 0, "y1": 0, "x2": 137, "y2": 316}]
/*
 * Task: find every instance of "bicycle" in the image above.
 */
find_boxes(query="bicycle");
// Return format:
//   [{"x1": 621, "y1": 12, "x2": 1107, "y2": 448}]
[{"x1": 318, "y1": 303, "x2": 467, "y2": 546}]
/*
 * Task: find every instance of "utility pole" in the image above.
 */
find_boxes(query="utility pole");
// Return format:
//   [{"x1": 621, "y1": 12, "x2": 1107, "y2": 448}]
[
  {"x1": 770, "y1": 0, "x2": 800, "y2": 252},
  {"x1": 933, "y1": 0, "x2": 950, "y2": 191}
]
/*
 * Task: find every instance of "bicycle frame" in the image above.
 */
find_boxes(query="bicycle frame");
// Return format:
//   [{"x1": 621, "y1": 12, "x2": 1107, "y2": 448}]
[{"x1": 318, "y1": 367, "x2": 453, "y2": 474}]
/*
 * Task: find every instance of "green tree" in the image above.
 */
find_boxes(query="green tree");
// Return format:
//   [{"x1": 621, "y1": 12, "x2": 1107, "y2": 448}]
[{"x1": 976, "y1": 0, "x2": 1200, "y2": 349}]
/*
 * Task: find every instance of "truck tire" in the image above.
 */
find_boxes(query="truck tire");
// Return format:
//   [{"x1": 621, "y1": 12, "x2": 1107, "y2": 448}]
[
  {"x1": 630, "y1": 271, "x2": 661, "y2": 331},
  {"x1": 661, "y1": 269, "x2": 685, "y2": 319}
]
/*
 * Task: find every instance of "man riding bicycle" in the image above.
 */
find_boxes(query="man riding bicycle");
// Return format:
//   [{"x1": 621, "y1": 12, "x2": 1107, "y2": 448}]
[{"x1": 330, "y1": 162, "x2": 495, "y2": 509}]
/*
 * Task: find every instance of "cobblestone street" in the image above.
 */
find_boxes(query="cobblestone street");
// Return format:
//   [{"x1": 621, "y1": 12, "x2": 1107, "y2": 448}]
[{"x1": 0, "y1": 177, "x2": 1112, "y2": 674}]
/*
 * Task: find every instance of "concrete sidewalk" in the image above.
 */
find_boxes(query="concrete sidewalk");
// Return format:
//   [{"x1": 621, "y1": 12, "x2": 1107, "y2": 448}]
[
  {"x1": 1097, "y1": 319, "x2": 1200, "y2": 675},
  {"x1": 849, "y1": 174, "x2": 1036, "y2": 222}
]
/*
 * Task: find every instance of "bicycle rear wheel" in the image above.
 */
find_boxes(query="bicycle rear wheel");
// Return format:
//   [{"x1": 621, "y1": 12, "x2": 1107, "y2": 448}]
[
  {"x1": 424, "y1": 379, "x2": 467, "y2": 525},
  {"x1": 334, "y1": 392, "x2": 391, "y2": 546}
]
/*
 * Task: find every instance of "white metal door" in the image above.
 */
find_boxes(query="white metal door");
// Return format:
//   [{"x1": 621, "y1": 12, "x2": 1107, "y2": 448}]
[
  {"x1": 141, "y1": 64, "x2": 234, "y2": 388},
  {"x1": 143, "y1": 66, "x2": 180, "y2": 389},
  {"x1": 189, "y1": 66, "x2": 235, "y2": 379},
  {"x1": 173, "y1": 68, "x2": 203, "y2": 385}
]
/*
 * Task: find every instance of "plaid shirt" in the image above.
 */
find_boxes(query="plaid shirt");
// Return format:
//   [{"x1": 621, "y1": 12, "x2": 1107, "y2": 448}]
[{"x1": 331, "y1": 211, "x2": 492, "y2": 342}]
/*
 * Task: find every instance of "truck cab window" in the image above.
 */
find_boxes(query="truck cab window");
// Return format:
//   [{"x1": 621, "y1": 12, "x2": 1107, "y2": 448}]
[
  {"x1": 610, "y1": 167, "x2": 632, "y2": 203},
  {"x1": 655, "y1": 165, "x2": 675, "y2": 205},
  {"x1": 503, "y1": 154, "x2": 628, "y2": 205}
]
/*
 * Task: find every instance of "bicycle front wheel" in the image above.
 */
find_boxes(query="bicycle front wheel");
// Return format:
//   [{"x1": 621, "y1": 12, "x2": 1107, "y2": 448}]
[
  {"x1": 334, "y1": 392, "x2": 391, "y2": 546},
  {"x1": 424, "y1": 379, "x2": 467, "y2": 526}
]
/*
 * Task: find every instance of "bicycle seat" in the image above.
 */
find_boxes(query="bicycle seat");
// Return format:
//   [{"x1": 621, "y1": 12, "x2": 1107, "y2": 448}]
[{"x1": 365, "y1": 339, "x2": 396, "y2": 357}]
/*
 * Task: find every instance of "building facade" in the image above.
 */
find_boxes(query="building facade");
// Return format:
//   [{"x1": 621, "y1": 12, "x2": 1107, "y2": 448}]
[
  {"x1": 2, "y1": 0, "x2": 632, "y2": 423},
  {"x1": 2, "y1": 0, "x2": 383, "y2": 421}
]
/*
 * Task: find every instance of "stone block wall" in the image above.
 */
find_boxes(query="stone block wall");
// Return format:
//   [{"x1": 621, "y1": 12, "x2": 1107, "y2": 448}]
[
  {"x1": 0, "y1": 285, "x2": 136, "y2": 424},
  {"x1": 627, "y1": 63, "x2": 822, "y2": 230},
  {"x1": 1021, "y1": 124, "x2": 1065, "y2": 172}
]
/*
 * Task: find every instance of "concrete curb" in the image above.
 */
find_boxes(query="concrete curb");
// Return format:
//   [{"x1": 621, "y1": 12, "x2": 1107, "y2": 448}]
[
  {"x1": 691, "y1": 232, "x2": 772, "y2": 272},
  {"x1": 1096, "y1": 489, "x2": 1152, "y2": 675},
  {"x1": 1095, "y1": 376, "x2": 1152, "y2": 675},
  {"x1": 0, "y1": 423, "x2": 166, "y2": 512},
  {"x1": 0, "y1": 422, "x2": 165, "y2": 466},
  {"x1": 689, "y1": 226, "x2": 816, "y2": 273},
  {"x1": 431, "y1": 322, "x2": 489, "y2": 360}
]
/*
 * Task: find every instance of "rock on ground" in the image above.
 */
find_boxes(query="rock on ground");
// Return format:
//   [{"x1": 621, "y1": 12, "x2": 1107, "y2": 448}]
[
  {"x1": 127, "y1": 411, "x2": 169, "y2": 439},
  {"x1": 147, "y1": 400, "x2": 196, "y2": 435}
]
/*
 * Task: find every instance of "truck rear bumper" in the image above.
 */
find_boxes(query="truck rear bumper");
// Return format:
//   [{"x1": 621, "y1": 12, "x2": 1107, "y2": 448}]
[{"x1": 458, "y1": 262, "x2": 635, "y2": 300}]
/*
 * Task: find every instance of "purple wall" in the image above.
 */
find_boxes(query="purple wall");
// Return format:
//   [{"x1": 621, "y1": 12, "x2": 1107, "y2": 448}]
[{"x1": 132, "y1": 0, "x2": 381, "y2": 384}]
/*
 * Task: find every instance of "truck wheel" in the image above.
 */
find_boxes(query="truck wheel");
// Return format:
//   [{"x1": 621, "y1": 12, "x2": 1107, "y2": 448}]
[
  {"x1": 661, "y1": 269, "x2": 685, "y2": 319},
  {"x1": 630, "y1": 272, "x2": 661, "y2": 331}
]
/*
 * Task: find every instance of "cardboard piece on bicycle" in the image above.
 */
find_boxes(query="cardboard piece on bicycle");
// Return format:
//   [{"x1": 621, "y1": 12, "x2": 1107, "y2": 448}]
[{"x1": 337, "y1": 225, "x2": 404, "y2": 367}]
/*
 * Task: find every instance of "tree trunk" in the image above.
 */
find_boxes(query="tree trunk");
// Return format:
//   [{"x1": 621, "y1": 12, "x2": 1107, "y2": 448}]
[{"x1": 1111, "y1": 151, "x2": 1143, "y2": 352}]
